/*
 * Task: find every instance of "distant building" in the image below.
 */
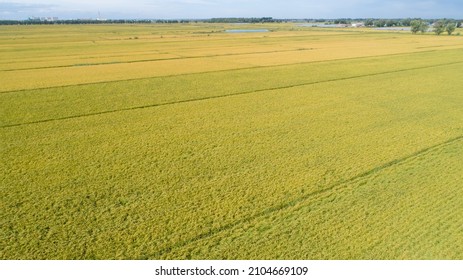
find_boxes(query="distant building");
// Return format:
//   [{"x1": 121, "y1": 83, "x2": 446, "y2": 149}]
[
  {"x1": 351, "y1": 22, "x2": 365, "y2": 28},
  {"x1": 96, "y1": 11, "x2": 107, "y2": 21}
]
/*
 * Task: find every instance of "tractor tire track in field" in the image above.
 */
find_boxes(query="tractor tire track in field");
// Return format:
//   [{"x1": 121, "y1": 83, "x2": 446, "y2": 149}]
[
  {"x1": 0, "y1": 49, "x2": 449, "y2": 94},
  {"x1": 2, "y1": 60, "x2": 463, "y2": 129},
  {"x1": 148, "y1": 134, "x2": 463, "y2": 259}
]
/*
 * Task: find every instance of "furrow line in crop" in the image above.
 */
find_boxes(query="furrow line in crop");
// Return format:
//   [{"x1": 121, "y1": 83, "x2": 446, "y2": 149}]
[
  {"x1": 149, "y1": 135, "x2": 463, "y2": 259},
  {"x1": 2, "y1": 60, "x2": 463, "y2": 129}
]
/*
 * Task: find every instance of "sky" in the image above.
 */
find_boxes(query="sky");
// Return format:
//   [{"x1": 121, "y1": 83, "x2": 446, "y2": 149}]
[{"x1": 0, "y1": 0, "x2": 461, "y2": 20}]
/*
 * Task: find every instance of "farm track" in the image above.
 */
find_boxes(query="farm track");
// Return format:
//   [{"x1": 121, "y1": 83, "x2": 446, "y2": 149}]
[
  {"x1": 2, "y1": 59, "x2": 462, "y2": 129},
  {"x1": 150, "y1": 134, "x2": 463, "y2": 258},
  {"x1": 0, "y1": 49, "x2": 449, "y2": 94}
]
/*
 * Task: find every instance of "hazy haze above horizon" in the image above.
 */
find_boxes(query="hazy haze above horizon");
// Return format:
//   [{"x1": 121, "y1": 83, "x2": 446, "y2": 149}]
[{"x1": 0, "y1": 0, "x2": 461, "y2": 20}]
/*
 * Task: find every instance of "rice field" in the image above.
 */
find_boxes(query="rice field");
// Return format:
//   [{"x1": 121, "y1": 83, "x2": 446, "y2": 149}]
[{"x1": 1, "y1": 23, "x2": 463, "y2": 259}]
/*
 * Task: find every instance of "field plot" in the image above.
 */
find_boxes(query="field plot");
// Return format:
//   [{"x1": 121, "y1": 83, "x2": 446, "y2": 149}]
[{"x1": 1, "y1": 24, "x2": 463, "y2": 259}]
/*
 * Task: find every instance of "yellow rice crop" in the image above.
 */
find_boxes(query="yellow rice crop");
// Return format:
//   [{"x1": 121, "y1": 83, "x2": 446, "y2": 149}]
[{"x1": 1, "y1": 24, "x2": 462, "y2": 259}]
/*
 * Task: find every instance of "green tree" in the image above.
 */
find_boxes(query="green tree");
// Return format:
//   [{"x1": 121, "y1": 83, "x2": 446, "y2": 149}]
[
  {"x1": 402, "y1": 18, "x2": 412, "y2": 26},
  {"x1": 375, "y1": 19, "x2": 386, "y2": 27},
  {"x1": 364, "y1": 19, "x2": 374, "y2": 26},
  {"x1": 420, "y1": 21, "x2": 429, "y2": 33},
  {"x1": 410, "y1": 20, "x2": 419, "y2": 33},
  {"x1": 411, "y1": 20, "x2": 427, "y2": 34},
  {"x1": 433, "y1": 21, "x2": 445, "y2": 35},
  {"x1": 446, "y1": 23, "x2": 456, "y2": 35}
]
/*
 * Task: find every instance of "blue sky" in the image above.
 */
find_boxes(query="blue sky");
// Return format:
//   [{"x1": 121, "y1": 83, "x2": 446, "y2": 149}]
[{"x1": 0, "y1": 0, "x2": 461, "y2": 20}]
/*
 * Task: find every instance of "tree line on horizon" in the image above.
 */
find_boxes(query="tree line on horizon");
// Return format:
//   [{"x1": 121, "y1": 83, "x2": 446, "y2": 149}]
[
  {"x1": 0, "y1": 17, "x2": 461, "y2": 28},
  {"x1": 410, "y1": 19, "x2": 458, "y2": 35}
]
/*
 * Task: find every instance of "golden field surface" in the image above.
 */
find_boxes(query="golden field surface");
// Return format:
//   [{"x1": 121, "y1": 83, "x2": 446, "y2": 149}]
[{"x1": 1, "y1": 23, "x2": 463, "y2": 259}]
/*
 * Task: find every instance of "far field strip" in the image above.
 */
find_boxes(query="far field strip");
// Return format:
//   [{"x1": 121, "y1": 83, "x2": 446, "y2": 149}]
[
  {"x1": 1, "y1": 49, "x2": 442, "y2": 93},
  {"x1": 0, "y1": 33, "x2": 333, "y2": 62},
  {"x1": 1, "y1": 35, "x2": 462, "y2": 92},
  {"x1": 0, "y1": 28, "x2": 456, "y2": 57},
  {"x1": 2, "y1": 42, "x2": 462, "y2": 72},
  {"x1": 1, "y1": 49, "x2": 462, "y2": 127},
  {"x1": 1, "y1": 31, "x2": 461, "y2": 70},
  {"x1": 0, "y1": 32, "x2": 361, "y2": 66},
  {"x1": 1, "y1": 46, "x2": 461, "y2": 91},
  {"x1": 153, "y1": 135, "x2": 463, "y2": 259},
  {"x1": 0, "y1": 48, "x2": 315, "y2": 72},
  {"x1": 0, "y1": 30, "x2": 390, "y2": 57}
]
